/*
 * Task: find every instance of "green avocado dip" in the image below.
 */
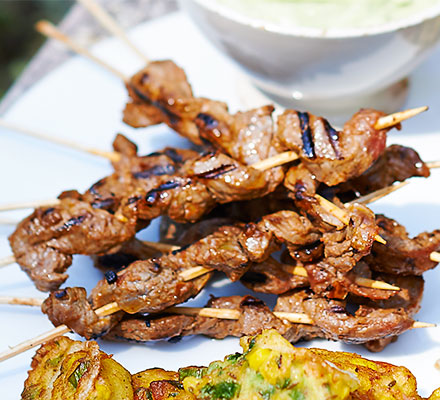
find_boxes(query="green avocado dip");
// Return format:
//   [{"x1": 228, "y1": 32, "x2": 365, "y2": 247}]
[{"x1": 214, "y1": 0, "x2": 440, "y2": 30}]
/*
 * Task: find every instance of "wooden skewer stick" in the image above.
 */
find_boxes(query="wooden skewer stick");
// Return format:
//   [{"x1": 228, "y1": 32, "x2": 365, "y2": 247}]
[
  {"x1": 252, "y1": 151, "x2": 298, "y2": 170},
  {"x1": 0, "y1": 256, "x2": 16, "y2": 268},
  {"x1": 412, "y1": 321, "x2": 436, "y2": 328},
  {"x1": 179, "y1": 266, "x2": 210, "y2": 281},
  {"x1": 141, "y1": 240, "x2": 180, "y2": 253},
  {"x1": 0, "y1": 218, "x2": 20, "y2": 225},
  {"x1": 314, "y1": 194, "x2": 387, "y2": 244},
  {"x1": 35, "y1": 20, "x2": 129, "y2": 83},
  {"x1": 426, "y1": 161, "x2": 440, "y2": 169},
  {"x1": 0, "y1": 119, "x2": 120, "y2": 163},
  {"x1": 0, "y1": 296, "x2": 313, "y2": 324},
  {"x1": 76, "y1": 0, "x2": 149, "y2": 64},
  {"x1": 431, "y1": 251, "x2": 440, "y2": 263},
  {"x1": 374, "y1": 106, "x2": 428, "y2": 130},
  {"x1": 0, "y1": 296, "x2": 44, "y2": 307},
  {"x1": 0, "y1": 199, "x2": 60, "y2": 212},
  {"x1": 353, "y1": 277, "x2": 400, "y2": 291},
  {"x1": 346, "y1": 181, "x2": 409, "y2": 206}
]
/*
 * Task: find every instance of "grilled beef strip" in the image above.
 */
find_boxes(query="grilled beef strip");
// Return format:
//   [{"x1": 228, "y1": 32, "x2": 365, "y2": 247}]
[
  {"x1": 105, "y1": 295, "x2": 291, "y2": 343},
  {"x1": 42, "y1": 287, "x2": 124, "y2": 339},
  {"x1": 9, "y1": 199, "x2": 139, "y2": 292},
  {"x1": 159, "y1": 187, "x2": 296, "y2": 246},
  {"x1": 274, "y1": 288, "x2": 415, "y2": 346},
  {"x1": 275, "y1": 108, "x2": 390, "y2": 186},
  {"x1": 106, "y1": 281, "x2": 418, "y2": 349},
  {"x1": 285, "y1": 144, "x2": 430, "y2": 206},
  {"x1": 40, "y1": 209, "x2": 318, "y2": 336},
  {"x1": 287, "y1": 273, "x2": 423, "y2": 352},
  {"x1": 125, "y1": 61, "x2": 397, "y2": 187},
  {"x1": 336, "y1": 144, "x2": 430, "y2": 200},
  {"x1": 128, "y1": 151, "x2": 284, "y2": 224},
  {"x1": 81, "y1": 134, "x2": 199, "y2": 213},
  {"x1": 358, "y1": 274, "x2": 424, "y2": 352},
  {"x1": 42, "y1": 257, "x2": 423, "y2": 347},
  {"x1": 366, "y1": 214, "x2": 440, "y2": 275}
]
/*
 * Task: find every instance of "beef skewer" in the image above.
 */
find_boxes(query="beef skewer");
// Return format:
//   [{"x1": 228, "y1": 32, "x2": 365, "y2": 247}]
[
  {"x1": 2, "y1": 142, "x2": 437, "y2": 214},
  {"x1": 72, "y1": 0, "x2": 426, "y2": 148},
  {"x1": 35, "y1": 19, "x2": 426, "y2": 167},
  {"x1": 0, "y1": 179, "x2": 411, "y2": 218},
  {"x1": 136, "y1": 234, "x2": 399, "y2": 292},
  {"x1": 2, "y1": 294, "x2": 433, "y2": 348},
  {"x1": 1, "y1": 137, "x2": 297, "y2": 289}
]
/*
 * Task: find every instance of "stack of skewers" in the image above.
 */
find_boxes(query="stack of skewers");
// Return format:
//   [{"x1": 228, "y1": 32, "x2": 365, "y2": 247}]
[{"x1": 0, "y1": 2, "x2": 440, "y2": 389}]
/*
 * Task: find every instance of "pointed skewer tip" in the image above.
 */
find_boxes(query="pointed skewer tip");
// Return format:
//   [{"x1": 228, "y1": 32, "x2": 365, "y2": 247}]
[{"x1": 375, "y1": 106, "x2": 429, "y2": 130}]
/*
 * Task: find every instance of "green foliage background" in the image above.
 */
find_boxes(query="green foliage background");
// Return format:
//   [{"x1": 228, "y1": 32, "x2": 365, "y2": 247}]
[{"x1": 0, "y1": 0, "x2": 74, "y2": 98}]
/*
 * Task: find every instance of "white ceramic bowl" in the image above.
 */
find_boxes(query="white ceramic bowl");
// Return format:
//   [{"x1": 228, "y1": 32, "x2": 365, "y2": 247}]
[{"x1": 180, "y1": 0, "x2": 440, "y2": 116}]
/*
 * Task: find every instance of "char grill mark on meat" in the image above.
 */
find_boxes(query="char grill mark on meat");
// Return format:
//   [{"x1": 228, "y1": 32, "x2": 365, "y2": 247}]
[
  {"x1": 104, "y1": 295, "x2": 291, "y2": 343},
  {"x1": 323, "y1": 119, "x2": 341, "y2": 159},
  {"x1": 41, "y1": 287, "x2": 123, "y2": 339},
  {"x1": 298, "y1": 112, "x2": 315, "y2": 159},
  {"x1": 336, "y1": 145, "x2": 430, "y2": 201},
  {"x1": 277, "y1": 109, "x2": 388, "y2": 186},
  {"x1": 82, "y1": 135, "x2": 194, "y2": 214},
  {"x1": 365, "y1": 215, "x2": 440, "y2": 275},
  {"x1": 133, "y1": 151, "x2": 284, "y2": 224}
]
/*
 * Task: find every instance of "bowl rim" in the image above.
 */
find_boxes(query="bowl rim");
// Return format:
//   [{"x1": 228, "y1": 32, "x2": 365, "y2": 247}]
[{"x1": 189, "y1": 0, "x2": 440, "y2": 38}]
